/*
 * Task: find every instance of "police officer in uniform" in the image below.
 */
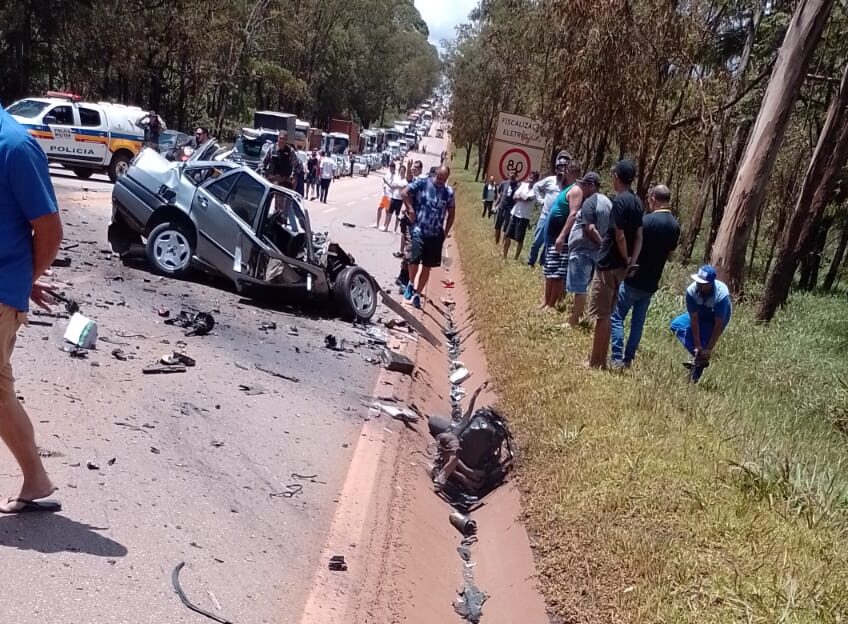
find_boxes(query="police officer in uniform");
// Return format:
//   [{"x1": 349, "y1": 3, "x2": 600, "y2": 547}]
[{"x1": 263, "y1": 130, "x2": 301, "y2": 190}]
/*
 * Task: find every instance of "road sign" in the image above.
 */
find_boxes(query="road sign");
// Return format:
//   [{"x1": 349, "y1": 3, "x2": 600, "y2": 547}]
[
  {"x1": 488, "y1": 140, "x2": 543, "y2": 182},
  {"x1": 485, "y1": 111, "x2": 546, "y2": 182},
  {"x1": 493, "y1": 113, "x2": 546, "y2": 150}
]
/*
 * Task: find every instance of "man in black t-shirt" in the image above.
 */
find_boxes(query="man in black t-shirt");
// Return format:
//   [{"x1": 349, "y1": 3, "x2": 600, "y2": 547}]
[
  {"x1": 610, "y1": 185, "x2": 680, "y2": 367},
  {"x1": 263, "y1": 131, "x2": 300, "y2": 189},
  {"x1": 588, "y1": 159, "x2": 643, "y2": 368}
]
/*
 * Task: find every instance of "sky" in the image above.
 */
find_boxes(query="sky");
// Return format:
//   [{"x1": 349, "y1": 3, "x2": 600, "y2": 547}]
[{"x1": 414, "y1": 0, "x2": 477, "y2": 51}]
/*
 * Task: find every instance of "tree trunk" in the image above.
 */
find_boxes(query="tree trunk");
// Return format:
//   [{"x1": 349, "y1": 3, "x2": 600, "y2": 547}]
[
  {"x1": 711, "y1": 0, "x2": 834, "y2": 294},
  {"x1": 705, "y1": 120, "x2": 751, "y2": 263},
  {"x1": 682, "y1": 127, "x2": 720, "y2": 260},
  {"x1": 592, "y1": 132, "x2": 607, "y2": 170},
  {"x1": 757, "y1": 61, "x2": 848, "y2": 320},
  {"x1": 823, "y1": 216, "x2": 848, "y2": 290},
  {"x1": 464, "y1": 141, "x2": 472, "y2": 170},
  {"x1": 799, "y1": 216, "x2": 833, "y2": 289},
  {"x1": 748, "y1": 200, "x2": 765, "y2": 277}
]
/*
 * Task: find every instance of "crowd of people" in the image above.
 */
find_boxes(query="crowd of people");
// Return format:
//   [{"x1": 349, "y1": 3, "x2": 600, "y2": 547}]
[
  {"x1": 481, "y1": 154, "x2": 732, "y2": 382},
  {"x1": 366, "y1": 153, "x2": 456, "y2": 310}
]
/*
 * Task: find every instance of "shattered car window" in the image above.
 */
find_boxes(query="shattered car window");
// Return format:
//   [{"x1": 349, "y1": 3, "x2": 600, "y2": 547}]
[
  {"x1": 186, "y1": 166, "x2": 229, "y2": 186},
  {"x1": 226, "y1": 174, "x2": 266, "y2": 225}
]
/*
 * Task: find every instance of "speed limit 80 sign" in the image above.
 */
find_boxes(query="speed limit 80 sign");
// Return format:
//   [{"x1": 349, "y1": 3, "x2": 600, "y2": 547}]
[{"x1": 488, "y1": 140, "x2": 543, "y2": 182}]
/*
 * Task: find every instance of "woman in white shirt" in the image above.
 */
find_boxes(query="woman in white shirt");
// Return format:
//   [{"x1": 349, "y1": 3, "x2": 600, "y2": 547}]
[{"x1": 502, "y1": 171, "x2": 539, "y2": 260}]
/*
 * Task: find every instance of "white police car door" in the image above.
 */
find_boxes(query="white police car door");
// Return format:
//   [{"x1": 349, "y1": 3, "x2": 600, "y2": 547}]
[
  {"x1": 41, "y1": 104, "x2": 77, "y2": 162},
  {"x1": 76, "y1": 105, "x2": 109, "y2": 163}
]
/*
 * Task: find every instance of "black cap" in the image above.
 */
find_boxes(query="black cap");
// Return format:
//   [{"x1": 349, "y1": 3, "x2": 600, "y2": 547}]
[
  {"x1": 577, "y1": 172, "x2": 601, "y2": 186},
  {"x1": 613, "y1": 159, "x2": 636, "y2": 184}
]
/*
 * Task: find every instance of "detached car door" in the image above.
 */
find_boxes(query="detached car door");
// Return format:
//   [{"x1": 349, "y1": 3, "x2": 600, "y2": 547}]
[{"x1": 191, "y1": 171, "x2": 268, "y2": 277}]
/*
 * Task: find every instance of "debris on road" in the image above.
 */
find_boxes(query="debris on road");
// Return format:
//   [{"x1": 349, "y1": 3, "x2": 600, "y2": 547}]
[
  {"x1": 324, "y1": 334, "x2": 338, "y2": 350},
  {"x1": 165, "y1": 310, "x2": 215, "y2": 336},
  {"x1": 111, "y1": 348, "x2": 129, "y2": 361},
  {"x1": 156, "y1": 307, "x2": 171, "y2": 317},
  {"x1": 366, "y1": 402, "x2": 420, "y2": 424},
  {"x1": 51, "y1": 291, "x2": 81, "y2": 315},
  {"x1": 238, "y1": 383, "x2": 266, "y2": 396},
  {"x1": 86, "y1": 460, "x2": 100, "y2": 470},
  {"x1": 259, "y1": 321, "x2": 277, "y2": 332},
  {"x1": 108, "y1": 457, "x2": 117, "y2": 466},
  {"x1": 449, "y1": 510, "x2": 478, "y2": 537},
  {"x1": 254, "y1": 363, "x2": 300, "y2": 383},
  {"x1": 142, "y1": 365, "x2": 187, "y2": 374},
  {"x1": 161, "y1": 352, "x2": 196, "y2": 367},
  {"x1": 64, "y1": 312, "x2": 98, "y2": 349},
  {"x1": 365, "y1": 327, "x2": 388, "y2": 345},
  {"x1": 381, "y1": 347, "x2": 414, "y2": 375},
  {"x1": 51, "y1": 257, "x2": 72, "y2": 267},
  {"x1": 449, "y1": 367, "x2": 471, "y2": 385},
  {"x1": 328, "y1": 555, "x2": 348, "y2": 571},
  {"x1": 171, "y1": 562, "x2": 235, "y2": 624},
  {"x1": 270, "y1": 484, "x2": 303, "y2": 498},
  {"x1": 342, "y1": 222, "x2": 356, "y2": 228}
]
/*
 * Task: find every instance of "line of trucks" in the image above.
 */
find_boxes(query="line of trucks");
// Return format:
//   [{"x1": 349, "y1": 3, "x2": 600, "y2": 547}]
[{"x1": 6, "y1": 90, "x2": 435, "y2": 181}]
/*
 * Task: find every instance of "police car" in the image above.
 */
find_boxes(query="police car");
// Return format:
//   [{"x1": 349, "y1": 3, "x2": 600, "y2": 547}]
[{"x1": 7, "y1": 92, "x2": 145, "y2": 182}]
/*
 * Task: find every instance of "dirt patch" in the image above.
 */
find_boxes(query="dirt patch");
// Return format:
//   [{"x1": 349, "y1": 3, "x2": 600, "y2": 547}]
[{"x1": 352, "y1": 240, "x2": 550, "y2": 623}]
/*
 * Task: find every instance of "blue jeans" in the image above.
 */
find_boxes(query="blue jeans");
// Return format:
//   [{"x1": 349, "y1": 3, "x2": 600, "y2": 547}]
[
  {"x1": 527, "y1": 213, "x2": 548, "y2": 266},
  {"x1": 610, "y1": 283, "x2": 654, "y2": 364}
]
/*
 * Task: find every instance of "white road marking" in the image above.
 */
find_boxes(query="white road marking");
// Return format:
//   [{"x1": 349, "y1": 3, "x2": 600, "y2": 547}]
[{"x1": 323, "y1": 206, "x2": 338, "y2": 213}]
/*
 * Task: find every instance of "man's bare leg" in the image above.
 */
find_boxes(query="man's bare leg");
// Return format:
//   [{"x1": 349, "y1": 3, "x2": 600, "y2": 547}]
[
  {"x1": 502, "y1": 237, "x2": 510, "y2": 259},
  {"x1": 589, "y1": 317, "x2": 611, "y2": 368},
  {"x1": 514, "y1": 241, "x2": 524, "y2": 260},
  {"x1": 382, "y1": 209, "x2": 392, "y2": 230},
  {"x1": 414, "y1": 265, "x2": 432, "y2": 294},
  {"x1": 0, "y1": 396, "x2": 55, "y2": 511},
  {"x1": 568, "y1": 294, "x2": 587, "y2": 326}
]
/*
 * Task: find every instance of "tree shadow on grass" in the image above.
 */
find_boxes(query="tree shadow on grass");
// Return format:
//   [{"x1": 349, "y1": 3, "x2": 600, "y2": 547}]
[{"x1": 0, "y1": 514, "x2": 128, "y2": 557}]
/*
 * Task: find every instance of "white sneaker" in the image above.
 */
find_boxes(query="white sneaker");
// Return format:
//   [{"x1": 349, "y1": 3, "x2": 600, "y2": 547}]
[
  {"x1": 370, "y1": 223, "x2": 379, "y2": 228},
  {"x1": 379, "y1": 225, "x2": 388, "y2": 232}
]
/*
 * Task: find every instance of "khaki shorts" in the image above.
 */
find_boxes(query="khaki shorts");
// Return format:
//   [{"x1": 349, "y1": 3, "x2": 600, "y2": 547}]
[
  {"x1": 0, "y1": 304, "x2": 26, "y2": 401},
  {"x1": 588, "y1": 268, "x2": 627, "y2": 320}
]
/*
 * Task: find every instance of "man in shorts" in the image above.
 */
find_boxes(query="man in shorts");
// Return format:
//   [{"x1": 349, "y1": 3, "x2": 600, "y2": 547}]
[
  {"x1": 528, "y1": 151, "x2": 570, "y2": 267},
  {"x1": 565, "y1": 172, "x2": 611, "y2": 326},
  {"x1": 0, "y1": 105, "x2": 64, "y2": 513},
  {"x1": 401, "y1": 165, "x2": 456, "y2": 308},
  {"x1": 588, "y1": 160, "x2": 643, "y2": 368},
  {"x1": 541, "y1": 161, "x2": 582, "y2": 309},
  {"x1": 502, "y1": 171, "x2": 538, "y2": 260},
  {"x1": 493, "y1": 172, "x2": 518, "y2": 245}
]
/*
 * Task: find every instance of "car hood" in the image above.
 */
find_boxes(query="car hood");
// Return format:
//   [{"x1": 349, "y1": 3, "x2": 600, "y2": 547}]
[{"x1": 127, "y1": 147, "x2": 183, "y2": 191}]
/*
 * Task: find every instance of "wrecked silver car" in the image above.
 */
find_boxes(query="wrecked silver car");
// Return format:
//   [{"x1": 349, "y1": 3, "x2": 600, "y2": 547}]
[{"x1": 109, "y1": 143, "x2": 378, "y2": 321}]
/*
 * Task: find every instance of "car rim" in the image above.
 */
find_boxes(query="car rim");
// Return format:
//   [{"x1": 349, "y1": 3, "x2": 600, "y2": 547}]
[
  {"x1": 116, "y1": 160, "x2": 130, "y2": 177},
  {"x1": 350, "y1": 274, "x2": 374, "y2": 314},
  {"x1": 153, "y1": 230, "x2": 191, "y2": 271}
]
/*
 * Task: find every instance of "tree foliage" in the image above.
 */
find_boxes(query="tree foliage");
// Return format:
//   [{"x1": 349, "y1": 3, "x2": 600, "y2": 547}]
[
  {"x1": 447, "y1": 0, "x2": 848, "y2": 306},
  {"x1": 0, "y1": 0, "x2": 441, "y2": 134}
]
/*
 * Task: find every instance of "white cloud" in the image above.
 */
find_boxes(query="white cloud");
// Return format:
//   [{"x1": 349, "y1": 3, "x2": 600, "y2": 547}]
[{"x1": 414, "y1": 0, "x2": 477, "y2": 50}]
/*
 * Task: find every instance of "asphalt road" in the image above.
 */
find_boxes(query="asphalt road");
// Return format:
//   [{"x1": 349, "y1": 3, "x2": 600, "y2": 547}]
[{"x1": 1, "y1": 135, "x2": 445, "y2": 623}]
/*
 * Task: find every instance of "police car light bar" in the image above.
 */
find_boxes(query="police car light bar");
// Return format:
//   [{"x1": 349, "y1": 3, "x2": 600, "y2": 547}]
[{"x1": 45, "y1": 91, "x2": 81, "y2": 102}]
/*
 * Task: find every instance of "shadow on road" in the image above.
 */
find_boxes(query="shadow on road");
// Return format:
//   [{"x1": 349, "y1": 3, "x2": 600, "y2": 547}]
[{"x1": 0, "y1": 514, "x2": 128, "y2": 557}]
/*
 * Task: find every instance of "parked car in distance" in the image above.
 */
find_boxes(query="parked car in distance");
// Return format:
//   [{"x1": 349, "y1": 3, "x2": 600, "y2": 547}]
[
  {"x1": 352, "y1": 155, "x2": 370, "y2": 177},
  {"x1": 109, "y1": 145, "x2": 379, "y2": 321}
]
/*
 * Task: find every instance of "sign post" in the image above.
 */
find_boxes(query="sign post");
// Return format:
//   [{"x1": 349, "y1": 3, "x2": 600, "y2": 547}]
[{"x1": 485, "y1": 112, "x2": 545, "y2": 182}]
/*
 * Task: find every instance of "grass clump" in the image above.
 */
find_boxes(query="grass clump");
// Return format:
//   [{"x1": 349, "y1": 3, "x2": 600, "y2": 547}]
[{"x1": 451, "y1": 165, "x2": 848, "y2": 623}]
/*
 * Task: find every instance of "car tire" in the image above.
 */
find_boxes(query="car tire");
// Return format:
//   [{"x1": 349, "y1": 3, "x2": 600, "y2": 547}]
[
  {"x1": 72, "y1": 167, "x2": 94, "y2": 179},
  {"x1": 146, "y1": 222, "x2": 194, "y2": 277},
  {"x1": 108, "y1": 152, "x2": 132, "y2": 182},
  {"x1": 333, "y1": 266, "x2": 377, "y2": 322}
]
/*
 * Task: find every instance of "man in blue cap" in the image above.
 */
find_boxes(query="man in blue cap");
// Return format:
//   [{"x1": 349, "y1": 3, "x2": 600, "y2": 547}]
[{"x1": 669, "y1": 265, "x2": 732, "y2": 383}]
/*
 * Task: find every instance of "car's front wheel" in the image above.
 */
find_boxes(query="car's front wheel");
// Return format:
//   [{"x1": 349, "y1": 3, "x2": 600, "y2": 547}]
[
  {"x1": 72, "y1": 167, "x2": 94, "y2": 179},
  {"x1": 146, "y1": 222, "x2": 194, "y2": 277},
  {"x1": 334, "y1": 266, "x2": 377, "y2": 322}
]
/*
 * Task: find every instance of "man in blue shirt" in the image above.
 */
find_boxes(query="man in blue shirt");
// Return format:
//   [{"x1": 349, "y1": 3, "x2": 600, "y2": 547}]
[
  {"x1": 0, "y1": 105, "x2": 64, "y2": 513},
  {"x1": 669, "y1": 265, "x2": 732, "y2": 383},
  {"x1": 401, "y1": 165, "x2": 456, "y2": 308}
]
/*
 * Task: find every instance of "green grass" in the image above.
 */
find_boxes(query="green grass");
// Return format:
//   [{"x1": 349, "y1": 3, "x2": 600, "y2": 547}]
[{"x1": 450, "y1": 163, "x2": 848, "y2": 623}]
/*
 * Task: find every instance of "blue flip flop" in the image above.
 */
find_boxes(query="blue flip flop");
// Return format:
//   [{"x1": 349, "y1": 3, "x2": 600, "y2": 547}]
[{"x1": 0, "y1": 497, "x2": 62, "y2": 514}]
